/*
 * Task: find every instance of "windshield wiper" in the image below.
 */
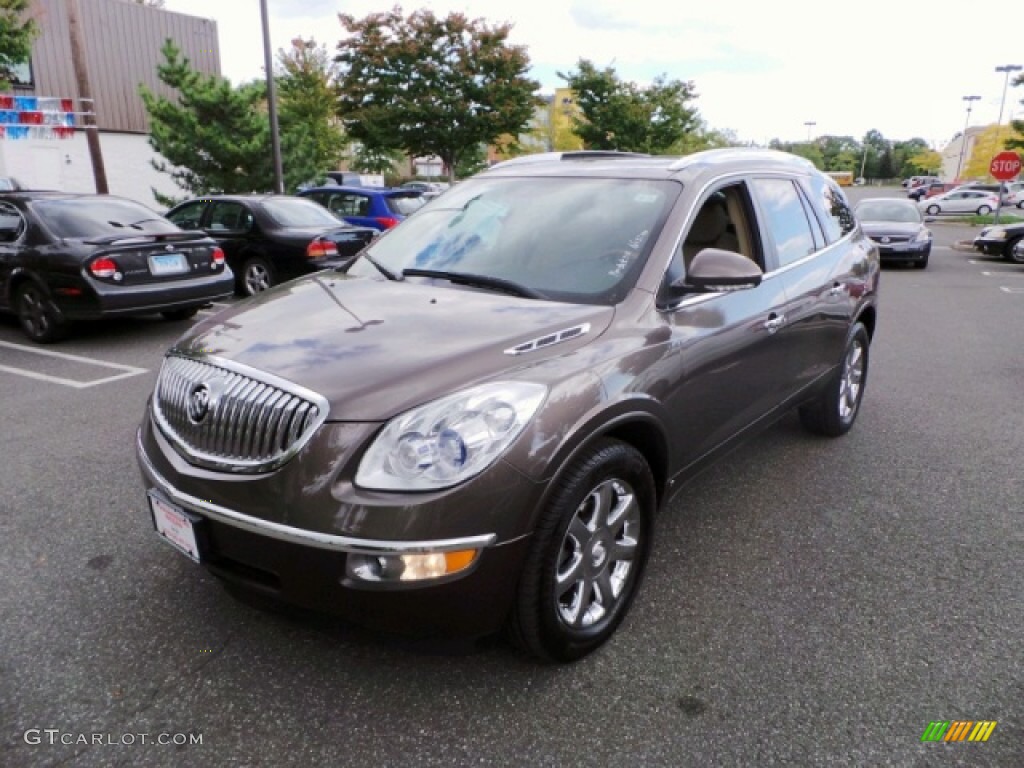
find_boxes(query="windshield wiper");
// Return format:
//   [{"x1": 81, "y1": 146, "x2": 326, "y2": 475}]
[
  {"x1": 361, "y1": 252, "x2": 401, "y2": 281},
  {"x1": 402, "y1": 268, "x2": 546, "y2": 299}
]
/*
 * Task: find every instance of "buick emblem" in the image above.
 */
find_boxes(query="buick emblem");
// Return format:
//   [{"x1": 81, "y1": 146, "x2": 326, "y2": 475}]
[
  {"x1": 880, "y1": 236, "x2": 890, "y2": 244},
  {"x1": 187, "y1": 383, "x2": 212, "y2": 424},
  {"x1": 165, "y1": 244, "x2": 176, "y2": 251}
]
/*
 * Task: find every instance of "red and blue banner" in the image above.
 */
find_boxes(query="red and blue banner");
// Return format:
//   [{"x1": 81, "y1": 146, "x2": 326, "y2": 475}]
[{"x1": 0, "y1": 96, "x2": 82, "y2": 139}]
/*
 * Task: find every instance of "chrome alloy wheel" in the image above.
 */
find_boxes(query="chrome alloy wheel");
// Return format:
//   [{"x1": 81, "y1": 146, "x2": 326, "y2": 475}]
[
  {"x1": 555, "y1": 478, "x2": 641, "y2": 629},
  {"x1": 244, "y1": 262, "x2": 271, "y2": 294},
  {"x1": 838, "y1": 337, "x2": 865, "y2": 423}
]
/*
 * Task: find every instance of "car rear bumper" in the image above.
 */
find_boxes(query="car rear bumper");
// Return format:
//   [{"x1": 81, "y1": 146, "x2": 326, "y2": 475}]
[{"x1": 55, "y1": 271, "x2": 235, "y2": 319}]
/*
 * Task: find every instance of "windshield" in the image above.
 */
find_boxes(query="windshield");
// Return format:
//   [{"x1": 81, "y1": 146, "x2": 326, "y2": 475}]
[
  {"x1": 855, "y1": 200, "x2": 922, "y2": 223},
  {"x1": 32, "y1": 198, "x2": 180, "y2": 238},
  {"x1": 386, "y1": 194, "x2": 426, "y2": 216},
  {"x1": 263, "y1": 197, "x2": 345, "y2": 228},
  {"x1": 348, "y1": 176, "x2": 679, "y2": 305}
]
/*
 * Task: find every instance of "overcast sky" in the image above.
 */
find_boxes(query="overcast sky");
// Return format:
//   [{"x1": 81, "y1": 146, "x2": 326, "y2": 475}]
[{"x1": 163, "y1": 0, "x2": 1024, "y2": 149}]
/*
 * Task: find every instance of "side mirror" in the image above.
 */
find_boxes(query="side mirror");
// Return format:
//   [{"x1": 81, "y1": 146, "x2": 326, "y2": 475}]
[{"x1": 671, "y1": 248, "x2": 763, "y2": 293}]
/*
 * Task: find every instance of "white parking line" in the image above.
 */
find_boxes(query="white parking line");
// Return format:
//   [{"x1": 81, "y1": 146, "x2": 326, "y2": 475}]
[
  {"x1": 0, "y1": 340, "x2": 148, "y2": 389},
  {"x1": 981, "y1": 270, "x2": 1024, "y2": 277},
  {"x1": 999, "y1": 286, "x2": 1024, "y2": 294}
]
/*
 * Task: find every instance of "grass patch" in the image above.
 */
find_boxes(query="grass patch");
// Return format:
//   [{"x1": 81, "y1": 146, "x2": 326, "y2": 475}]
[{"x1": 933, "y1": 211, "x2": 1024, "y2": 226}]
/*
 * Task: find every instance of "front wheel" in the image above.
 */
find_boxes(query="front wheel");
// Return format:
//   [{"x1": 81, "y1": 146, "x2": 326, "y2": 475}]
[
  {"x1": 977, "y1": 206, "x2": 992, "y2": 216},
  {"x1": 1008, "y1": 240, "x2": 1024, "y2": 265},
  {"x1": 237, "y1": 257, "x2": 275, "y2": 297},
  {"x1": 508, "y1": 439, "x2": 655, "y2": 662},
  {"x1": 926, "y1": 205, "x2": 940, "y2": 216},
  {"x1": 799, "y1": 323, "x2": 870, "y2": 437},
  {"x1": 1004, "y1": 237, "x2": 1023, "y2": 263},
  {"x1": 16, "y1": 282, "x2": 66, "y2": 343}
]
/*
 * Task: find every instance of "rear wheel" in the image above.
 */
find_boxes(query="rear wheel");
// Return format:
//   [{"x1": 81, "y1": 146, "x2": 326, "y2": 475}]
[
  {"x1": 160, "y1": 307, "x2": 199, "y2": 321},
  {"x1": 926, "y1": 205, "x2": 940, "y2": 215},
  {"x1": 977, "y1": 205, "x2": 992, "y2": 216},
  {"x1": 15, "y1": 282, "x2": 66, "y2": 343},
  {"x1": 799, "y1": 323, "x2": 870, "y2": 437},
  {"x1": 508, "y1": 439, "x2": 654, "y2": 662},
  {"x1": 237, "y1": 257, "x2": 274, "y2": 297}
]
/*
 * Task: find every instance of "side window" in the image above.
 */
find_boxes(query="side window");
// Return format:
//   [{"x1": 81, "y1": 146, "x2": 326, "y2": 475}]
[
  {"x1": 167, "y1": 201, "x2": 207, "y2": 231},
  {"x1": 802, "y1": 173, "x2": 855, "y2": 242},
  {"x1": 0, "y1": 201, "x2": 26, "y2": 243},
  {"x1": 749, "y1": 178, "x2": 817, "y2": 268},
  {"x1": 329, "y1": 194, "x2": 366, "y2": 217},
  {"x1": 208, "y1": 202, "x2": 251, "y2": 232}
]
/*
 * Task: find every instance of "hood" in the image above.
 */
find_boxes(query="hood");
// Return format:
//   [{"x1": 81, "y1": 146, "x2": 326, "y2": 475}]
[
  {"x1": 172, "y1": 274, "x2": 614, "y2": 420},
  {"x1": 860, "y1": 221, "x2": 924, "y2": 238}
]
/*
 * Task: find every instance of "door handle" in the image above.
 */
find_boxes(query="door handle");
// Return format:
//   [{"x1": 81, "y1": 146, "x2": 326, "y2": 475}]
[{"x1": 763, "y1": 314, "x2": 785, "y2": 333}]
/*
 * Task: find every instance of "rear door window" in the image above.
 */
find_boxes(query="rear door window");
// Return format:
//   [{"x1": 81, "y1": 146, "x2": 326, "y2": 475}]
[{"x1": 750, "y1": 178, "x2": 818, "y2": 268}]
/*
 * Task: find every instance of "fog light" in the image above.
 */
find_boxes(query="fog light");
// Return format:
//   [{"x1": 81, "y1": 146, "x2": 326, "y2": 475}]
[{"x1": 347, "y1": 549, "x2": 479, "y2": 583}]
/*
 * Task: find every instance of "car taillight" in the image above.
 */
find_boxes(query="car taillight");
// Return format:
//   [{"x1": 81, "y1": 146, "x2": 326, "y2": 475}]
[
  {"x1": 211, "y1": 247, "x2": 225, "y2": 266},
  {"x1": 306, "y1": 239, "x2": 338, "y2": 260},
  {"x1": 375, "y1": 217, "x2": 399, "y2": 229},
  {"x1": 89, "y1": 257, "x2": 118, "y2": 279}
]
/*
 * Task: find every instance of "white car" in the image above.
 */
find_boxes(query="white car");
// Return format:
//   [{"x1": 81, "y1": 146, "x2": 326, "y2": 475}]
[{"x1": 918, "y1": 190, "x2": 1000, "y2": 216}]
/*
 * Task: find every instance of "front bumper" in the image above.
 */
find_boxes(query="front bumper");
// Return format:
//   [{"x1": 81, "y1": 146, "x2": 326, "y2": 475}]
[
  {"x1": 871, "y1": 242, "x2": 930, "y2": 262},
  {"x1": 135, "y1": 415, "x2": 543, "y2": 637},
  {"x1": 973, "y1": 237, "x2": 1007, "y2": 256}
]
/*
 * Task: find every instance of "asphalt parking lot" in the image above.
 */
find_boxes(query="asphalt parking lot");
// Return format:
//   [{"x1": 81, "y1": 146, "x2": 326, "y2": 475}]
[{"x1": 2, "y1": 198, "x2": 1022, "y2": 767}]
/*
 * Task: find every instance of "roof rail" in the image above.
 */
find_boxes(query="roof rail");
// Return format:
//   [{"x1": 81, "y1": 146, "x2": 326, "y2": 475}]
[{"x1": 489, "y1": 150, "x2": 651, "y2": 169}]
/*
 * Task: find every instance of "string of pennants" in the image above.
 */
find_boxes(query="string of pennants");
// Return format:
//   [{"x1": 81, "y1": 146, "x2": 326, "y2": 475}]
[{"x1": 0, "y1": 95, "x2": 94, "y2": 140}]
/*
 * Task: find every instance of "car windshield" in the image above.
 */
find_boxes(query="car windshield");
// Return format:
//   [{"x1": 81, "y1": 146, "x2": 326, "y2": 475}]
[
  {"x1": 385, "y1": 194, "x2": 426, "y2": 216},
  {"x1": 856, "y1": 201, "x2": 921, "y2": 223},
  {"x1": 348, "y1": 176, "x2": 680, "y2": 305},
  {"x1": 263, "y1": 197, "x2": 345, "y2": 228},
  {"x1": 32, "y1": 198, "x2": 179, "y2": 238}
]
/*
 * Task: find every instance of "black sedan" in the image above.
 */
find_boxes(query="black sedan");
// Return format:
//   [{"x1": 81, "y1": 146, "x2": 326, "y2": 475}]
[
  {"x1": 0, "y1": 192, "x2": 234, "y2": 343},
  {"x1": 973, "y1": 221, "x2": 1024, "y2": 264},
  {"x1": 165, "y1": 195, "x2": 378, "y2": 296},
  {"x1": 854, "y1": 198, "x2": 933, "y2": 269}
]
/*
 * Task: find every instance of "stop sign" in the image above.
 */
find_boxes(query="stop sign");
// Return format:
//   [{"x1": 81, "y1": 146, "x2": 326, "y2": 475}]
[{"x1": 990, "y1": 151, "x2": 1022, "y2": 181}]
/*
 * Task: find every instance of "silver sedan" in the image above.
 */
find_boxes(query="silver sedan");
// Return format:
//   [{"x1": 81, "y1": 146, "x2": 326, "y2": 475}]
[{"x1": 918, "y1": 190, "x2": 1000, "y2": 216}]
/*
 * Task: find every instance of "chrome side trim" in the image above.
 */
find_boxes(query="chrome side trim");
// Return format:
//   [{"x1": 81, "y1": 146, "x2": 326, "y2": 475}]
[
  {"x1": 137, "y1": 429, "x2": 497, "y2": 555},
  {"x1": 504, "y1": 323, "x2": 591, "y2": 356}
]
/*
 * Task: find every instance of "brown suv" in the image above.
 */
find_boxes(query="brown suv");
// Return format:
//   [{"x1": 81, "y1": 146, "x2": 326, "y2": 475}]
[{"x1": 136, "y1": 149, "x2": 879, "y2": 662}]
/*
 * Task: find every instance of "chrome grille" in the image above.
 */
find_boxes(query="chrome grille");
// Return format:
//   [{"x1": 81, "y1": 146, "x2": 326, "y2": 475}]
[{"x1": 152, "y1": 354, "x2": 329, "y2": 473}]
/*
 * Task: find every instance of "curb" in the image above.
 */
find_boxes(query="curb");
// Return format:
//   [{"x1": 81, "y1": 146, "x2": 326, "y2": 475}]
[{"x1": 951, "y1": 241, "x2": 975, "y2": 252}]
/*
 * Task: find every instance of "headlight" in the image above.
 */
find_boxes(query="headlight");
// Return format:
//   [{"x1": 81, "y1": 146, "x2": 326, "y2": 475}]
[
  {"x1": 913, "y1": 228, "x2": 932, "y2": 242},
  {"x1": 355, "y1": 382, "x2": 547, "y2": 491},
  {"x1": 987, "y1": 227, "x2": 1007, "y2": 240}
]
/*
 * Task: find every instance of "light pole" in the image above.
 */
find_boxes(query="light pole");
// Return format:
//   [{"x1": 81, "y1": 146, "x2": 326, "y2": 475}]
[
  {"x1": 954, "y1": 95, "x2": 981, "y2": 182},
  {"x1": 260, "y1": 0, "x2": 284, "y2": 194},
  {"x1": 804, "y1": 121, "x2": 816, "y2": 142},
  {"x1": 995, "y1": 64, "x2": 1022, "y2": 142}
]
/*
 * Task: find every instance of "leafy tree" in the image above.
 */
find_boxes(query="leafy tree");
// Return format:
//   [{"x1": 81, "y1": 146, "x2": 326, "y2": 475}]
[
  {"x1": 335, "y1": 7, "x2": 540, "y2": 182},
  {"x1": 349, "y1": 143, "x2": 403, "y2": 174},
  {"x1": 905, "y1": 149, "x2": 943, "y2": 175},
  {"x1": 0, "y1": 0, "x2": 36, "y2": 90},
  {"x1": 558, "y1": 59, "x2": 699, "y2": 153},
  {"x1": 668, "y1": 119, "x2": 740, "y2": 155},
  {"x1": 140, "y1": 41, "x2": 273, "y2": 205},
  {"x1": 455, "y1": 143, "x2": 489, "y2": 177},
  {"x1": 877, "y1": 146, "x2": 895, "y2": 179},
  {"x1": 960, "y1": 123, "x2": 1023, "y2": 180},
  {"x1": 1006, "y1": 72, "x2": 1024, "y2": 154},
  {"x1": 276, "y1": 37, "x2": 348, "y2": 188}
]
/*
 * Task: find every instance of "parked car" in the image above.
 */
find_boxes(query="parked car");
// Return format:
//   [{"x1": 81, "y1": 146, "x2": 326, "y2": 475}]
[
  {"x1": 297, "y1": 185, "x2": 427, "y2": 231},
  {"x1": 907, "y1": 182, "x2": 957, "y2": 201},
  {"x1": 854, "y1": 198, "x2": 932, "y2": 268},
  {"x1": 0, "y1": 192, "x2": 233, "y2": 343},
  {"x1": 918, "y1": 189, "x2": 1000, "y2": 216},
  {"x1": 137, "y1": 149, "x2": 879, "y2": 662},
  {"x1": 165, "y1": 195, "x2": 378, "y2": 297},
  {"x1": 400, "y1": 181, "x2": 449, "y2": 199},
  {"x1": 973, "y1": 221, "x2": 1024, "y2": 263}
]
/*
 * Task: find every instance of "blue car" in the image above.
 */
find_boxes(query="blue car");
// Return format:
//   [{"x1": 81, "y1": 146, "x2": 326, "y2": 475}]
[{"x1": 298, "y1": 186, "x2": 426, "y2": 231}]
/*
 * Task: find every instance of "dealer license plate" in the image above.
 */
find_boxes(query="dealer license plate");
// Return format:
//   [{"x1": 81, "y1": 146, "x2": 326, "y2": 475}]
[
  {"x1": 148, "y1": 253, "x2": 188, "y2": 276},
  {"x1": 148, "y1": 491, "x2": 202, "y2": 563}
]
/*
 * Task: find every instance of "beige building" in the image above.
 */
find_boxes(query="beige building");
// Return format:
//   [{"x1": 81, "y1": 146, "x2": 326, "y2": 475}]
[
  {"x1": 940, "y1": 125, "x2": 989, "y2": 182},
  {"x1": 2, "y1": 0, "x2": 221, "y2": 204}
]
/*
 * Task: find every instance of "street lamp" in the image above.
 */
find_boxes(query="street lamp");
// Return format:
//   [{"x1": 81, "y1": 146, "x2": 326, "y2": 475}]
[
  {"x1": 954, "y1": 95, "x2": 981, "y2": 182},
  {"x1": 995, "y1": 64, "x2": 1023, "y2": 140},
  {"x1": 260, "y1": 0, "x2": 284, "y2": 194},
  {"x1": 804, "y1": 121, "x2": 816, "y2": 142}
]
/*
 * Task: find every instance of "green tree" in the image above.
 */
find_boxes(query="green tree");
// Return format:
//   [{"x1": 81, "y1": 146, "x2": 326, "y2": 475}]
[
  {"x1": 276, "y1": 37, "x2": 348, "y2": 188},
  {"x1": 140, "y1": 41, "x2": 273, "y2": 205},
  {"x1": 905, "y1": 149, "x2": 943, "y2": 175},
  {"x1": 350, "y1": 143, "x2": 403, "y2": 174},
  {"x1": 335, "y1": 7, "x2": 540, "y2": 182},
  {"x1": 668, "y1": 119, "x2": 740, "y2": 154},
  {"x1": 1007, "y1": 72, "x2": 1024, "y2": 154},
  {"x1": 558, "y1": 59, "x2": 699, "y2": 153},
  {"x1": 455, "y1": 143, "x2": 489, "y2": 177},
  {"x1": 0, "y1": 0, "x2": 36, "y2": 90}
]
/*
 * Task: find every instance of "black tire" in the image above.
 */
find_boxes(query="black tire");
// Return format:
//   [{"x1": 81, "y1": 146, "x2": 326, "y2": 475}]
[
  {"x1": 15, "y1": 282, "x2": 66, "y2": 343},
  {"x1": 1004, "y1": 236, "x2": 1024, "y2": 263},
  {"x1": 799, "y1": 322, "x2": 870, "y2": 437},
  {"x1": 977, "y1": 206, "x2": 992, "y2": 216},
  {"x1": 913, "y1": 255, "x2": 929, "y2": 269},
  {"x1": 160, "y1": 307, "x2": 199, "y2": 321},
  {"x1": 926, "y1": 205, "x2": 940, "y2": 216},
  {"x1": 507, "y1": 439, "x2": 655, "y2": 663},
  {"x1": 236, "y1": 257, "x2": 275, "y2": 297}
]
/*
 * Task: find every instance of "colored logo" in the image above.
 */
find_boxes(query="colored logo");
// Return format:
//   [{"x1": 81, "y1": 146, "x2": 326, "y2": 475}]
[{"x1": 921, "y1": 721, "x2": 997, "y2": 742}]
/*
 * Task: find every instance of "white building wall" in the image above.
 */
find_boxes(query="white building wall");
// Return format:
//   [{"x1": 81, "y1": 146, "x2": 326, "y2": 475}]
[{"x1": 0, "y1": 132, "x2": 182, "y2": 210}]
